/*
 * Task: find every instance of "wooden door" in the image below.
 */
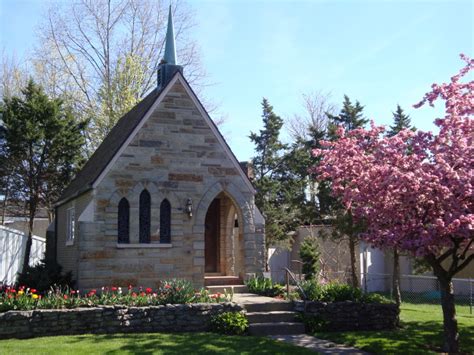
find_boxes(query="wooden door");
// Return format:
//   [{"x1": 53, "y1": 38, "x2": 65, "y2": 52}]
[{"x1": 205, "y1": 198, "x2": 220, "y2": 273}]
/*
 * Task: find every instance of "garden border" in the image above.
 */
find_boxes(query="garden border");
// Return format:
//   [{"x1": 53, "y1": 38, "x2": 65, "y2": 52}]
[{"x1": 0, "y1": 303, "x2": 243, "y2": 339}]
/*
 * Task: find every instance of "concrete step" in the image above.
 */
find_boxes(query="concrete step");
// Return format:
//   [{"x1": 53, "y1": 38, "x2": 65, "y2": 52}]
[
  {"x1": 204, "y1": 272, "x2": 224, "y2": 276},
  {"x1": 206, "y1": 285, "x2": 248, "y2": 294},
  {"x1": 246, "y1": 311, "x2": 298, "y2": 324},
  {"x1": 244, "y1": 302, "x2": 294, "y2": 313},
  {"x1": 204, "y1": 276, "x2": 243, "y2": 286},
  {"x1": 249, "y1": 322, "x2": 306, "y2": 336}
]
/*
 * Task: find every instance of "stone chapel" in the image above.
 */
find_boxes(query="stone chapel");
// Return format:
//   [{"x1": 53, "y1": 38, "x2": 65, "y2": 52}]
[{"x1": 52, "y1": 8, "x2": 265, "y2": 289}]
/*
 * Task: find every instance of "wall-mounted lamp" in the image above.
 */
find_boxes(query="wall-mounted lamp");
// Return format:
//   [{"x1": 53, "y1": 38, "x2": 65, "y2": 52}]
[{"x1": 185, "y1": 198, "x2": 193, "y2": 217}]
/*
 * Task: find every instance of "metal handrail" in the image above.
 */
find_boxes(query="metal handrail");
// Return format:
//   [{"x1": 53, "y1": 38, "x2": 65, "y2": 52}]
[{"x1": 282, "y1": 267, "x2": 307, "y2": 300}]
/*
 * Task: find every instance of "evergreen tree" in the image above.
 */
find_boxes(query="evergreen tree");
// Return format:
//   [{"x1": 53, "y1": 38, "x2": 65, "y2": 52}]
[
  {"x1": 327, "y1": 95, "x2": 368, "y2": 138},
  {"x1": 299, "y1": 235, "x2": 321, "y2": 280},
  {"x1": 387, "y1": 104, "x2": 412, "y2": 137},
  {"x1": 250, "y1": 99, "x2": 295, "y2": 254},
  {"x1": 1, "y1": 80, "x2": 87, "y2": 274}
]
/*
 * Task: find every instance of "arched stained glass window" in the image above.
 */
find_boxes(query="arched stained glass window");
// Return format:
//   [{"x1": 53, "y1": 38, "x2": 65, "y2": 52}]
[
  {"x1": 118, "y1": 198, "x2": 130, "y2": 243},
  {"x1": 160, "y1": 199, "x2": 171, "y2": 243},
  {"x1": 139, "y1": 189, "x2": 151, "y2": 243}
]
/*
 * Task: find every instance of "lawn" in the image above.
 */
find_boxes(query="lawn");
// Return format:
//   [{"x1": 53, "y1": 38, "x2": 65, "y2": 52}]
[
  {"x1": 0, "y1": 332, "x2": 315, "y2": 354},
  {"x1": 315, "y1": 303, "x2": 474, "y2": 354}
]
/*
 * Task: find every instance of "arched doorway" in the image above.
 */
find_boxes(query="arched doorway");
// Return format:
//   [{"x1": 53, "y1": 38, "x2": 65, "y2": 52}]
[
  {"x1": 204, "y1": 192, "x2": 244, "y2": 276},
  {"x1": 205, "y1": 198, "x2": 220, "y2": 273}
]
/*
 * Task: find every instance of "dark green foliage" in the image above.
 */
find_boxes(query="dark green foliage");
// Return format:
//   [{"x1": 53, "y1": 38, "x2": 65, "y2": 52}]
[
  {"x1": 299, "y1": 280, "x2": 391, "y2": 304},
  {"x1": 1, "y1": 80, "x2": 87, "y2": 272},
  {"x1": 250, "y1": 98, "x2": 296, "y2": 249},
  {"x1": 16, "y1": 258, "x2": 74, "y2": 293},
  {"x1": 299, "y1": 236, "x2": 321, "y2": 280},
  {"x1": 387, "y1": 105, "x2": 413, "y2": 137},
  {"x1": 245, "y1": 276, "x2": 285, "y2": 297},
  {"x1": 327, "y1": 95, "x2": 368, "y2": 139},
  {"x1": 210, "y1": 312, "x2": 249, "y2": 335},
  {"x1": 297, "y1": 313, "x2": 328, "y2": 333}
]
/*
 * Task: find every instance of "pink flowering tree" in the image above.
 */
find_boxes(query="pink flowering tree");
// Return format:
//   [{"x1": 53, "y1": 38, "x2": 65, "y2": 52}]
[{"x1": 312, "y1": 55, "x2": 473, "y2": 353}]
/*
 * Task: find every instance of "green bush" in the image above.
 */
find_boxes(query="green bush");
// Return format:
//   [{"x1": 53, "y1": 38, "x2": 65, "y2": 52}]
[
  {"x1": 299, "y1": 280, "x2": 392, "y2": 304},
  {"x1": 210, "y1": 312, "x2": 248, "y2": 335},
  {"x1": 16, "y1": 258, "x2": 74, "y2": 294},
  {"x1": 299, "y1": 236, "x2": 320, "y2": 280},
  {"x1": 245, "y1": 276, "x2": 284, "y2": 297},
  {"x1": 322, "y1": 283, "x2": 363, "y2": 302},
  {"x1": 296, "y1": 313, "x2": 327, "y2": 333}
]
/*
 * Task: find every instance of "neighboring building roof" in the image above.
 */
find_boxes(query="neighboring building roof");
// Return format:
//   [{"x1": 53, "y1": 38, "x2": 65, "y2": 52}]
[{"x1": 58, "y1": 87, "x2": 163, "y2": 204}]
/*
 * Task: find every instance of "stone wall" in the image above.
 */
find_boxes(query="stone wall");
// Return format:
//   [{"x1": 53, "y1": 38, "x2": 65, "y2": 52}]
[
  {"x1": 0, "y1": 303, "x2": 243, "y2": 339},
  {"x1": 295, "y1": 301, "x2": 399, "y2": 331},
  {"x1": 72, "y1": 78, "x2": 265, "y2": 290}
]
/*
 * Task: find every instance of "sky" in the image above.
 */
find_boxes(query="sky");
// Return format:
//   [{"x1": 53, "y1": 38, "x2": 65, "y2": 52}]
[{"x1": 1, "y1": 0, "x2": 473, "y2": 161}]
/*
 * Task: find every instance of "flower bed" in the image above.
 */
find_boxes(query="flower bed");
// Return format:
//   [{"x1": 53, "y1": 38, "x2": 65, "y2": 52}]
[{"x1": 0, "y1": 279, "x2": 231, "y2": 312}]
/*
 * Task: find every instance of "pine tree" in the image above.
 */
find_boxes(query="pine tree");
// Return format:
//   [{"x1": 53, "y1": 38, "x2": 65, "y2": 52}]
[
  {"x1": 250, "y1": 99, "x2": 295, "y2": 254},
  {"x1": 299, "y1": 235, "x2": 321, "y2": 280},
  {"x1": 387, "y1": 104, "x2": 412, "y2": 137},
  {"x1": 327, "y1": 95, "x2": 367, "y2": 138},
  {"x1": 1, "y1": 80, "x2": 87, "y2": 274}
]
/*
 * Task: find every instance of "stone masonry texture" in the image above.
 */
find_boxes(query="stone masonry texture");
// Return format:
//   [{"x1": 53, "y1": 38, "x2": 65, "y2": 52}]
[
  {"x1": 56, "y1": 78, "x2": 265, "y2": 290},
  {"x1": 0, "y1": 303, "x2": 243, "y2": 339}
]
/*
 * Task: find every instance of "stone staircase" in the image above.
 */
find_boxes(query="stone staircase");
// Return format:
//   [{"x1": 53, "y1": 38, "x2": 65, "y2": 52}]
[
  {"x1": 204, "y1": 274, "x2": 248, "y2": 294},
  {"x1": 244, "y1": 300, "x2": 305, "y2": 336}
]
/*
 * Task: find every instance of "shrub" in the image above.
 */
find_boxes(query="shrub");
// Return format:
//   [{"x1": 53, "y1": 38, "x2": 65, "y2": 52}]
[
  {"x1": 296, "y1": 313, "x2": 327, "y2": 333},
  {"x1": 210, "y1": 312, "x2": 248, "y2": 335},
  {"x1": 245, "y1": 276, "x2": 284, "y2": 297},
  {"x1": 299, "y1": 280, "x2": 392, "y2": 304},
  {"x1": 16, "y1": 258, "x2": 74, "y2": 294},
  {"x1": 299, "y1": 236, "x2": 320, "y2": 280},
  {"x1": 322, "y1": 283, "x2": 363, "y2": 302}
]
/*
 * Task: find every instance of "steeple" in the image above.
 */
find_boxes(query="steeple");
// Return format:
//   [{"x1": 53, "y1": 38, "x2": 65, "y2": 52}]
[
  {"x1": 163, "y1": 5, "x2": 177, "y2": 65},
  {"x1": 157, "y1": 5, "x2": 183, "y2": 89}
]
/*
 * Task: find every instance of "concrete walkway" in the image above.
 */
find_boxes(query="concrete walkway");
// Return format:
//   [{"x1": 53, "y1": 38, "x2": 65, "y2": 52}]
[
  {"x1": 269, "y1": 334, "x2": 370, "y2": 354},
  {"x1": 233, "y1": 293, "x2": 289, "y2": 304}
]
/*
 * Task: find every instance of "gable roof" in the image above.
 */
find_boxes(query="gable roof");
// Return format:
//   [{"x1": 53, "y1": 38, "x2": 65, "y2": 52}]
[
  {"x1": 57, "y1": 72, "x2": 255, "y2": 206},
  {"x1": 57, "y1": 87, "x2": 163, "y2": 205}
]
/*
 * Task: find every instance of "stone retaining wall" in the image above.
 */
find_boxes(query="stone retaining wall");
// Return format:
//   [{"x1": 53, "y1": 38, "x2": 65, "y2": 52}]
[
  {"x1": 0, "y1": 303, "x2": 243, "y2": 339},
  {"x1": 295, "y1": 301, "x2": 399, "y2": 331}
]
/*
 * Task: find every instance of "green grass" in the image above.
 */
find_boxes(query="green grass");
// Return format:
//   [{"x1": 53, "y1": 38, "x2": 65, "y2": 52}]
[
  {"x1": 0, "y1": 332, "x2": 315, "y2": 354},
  {"x1": 315, "y1": 302, "x2": 474, "y2": 354}
]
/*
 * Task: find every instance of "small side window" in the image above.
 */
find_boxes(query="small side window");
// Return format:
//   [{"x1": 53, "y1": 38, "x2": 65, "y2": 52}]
[{"x1": 66, "y1": 208, "x2": 75, "y2": 245}]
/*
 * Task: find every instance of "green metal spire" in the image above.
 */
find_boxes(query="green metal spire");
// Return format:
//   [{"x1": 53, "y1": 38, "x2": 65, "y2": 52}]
[{"x1": 163, "y1": 5, "x2": 177, "y2": 65}]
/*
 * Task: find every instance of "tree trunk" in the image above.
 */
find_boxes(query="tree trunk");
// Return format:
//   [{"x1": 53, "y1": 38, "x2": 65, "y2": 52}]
[
  {"x1": 438, "y1": 276, "x2": 459, "y2": 353},
  {"x1": 392, "y1": 248, "x2": 401, "y2": 306},
  {"x1": 349, "y1": 236, "x2": 359, "y2": 288},
  {"x1": 21, "y1": 200, "x2": 36, "y2": 275}
]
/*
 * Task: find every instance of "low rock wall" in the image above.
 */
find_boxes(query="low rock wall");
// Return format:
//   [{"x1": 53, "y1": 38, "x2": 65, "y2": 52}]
[
  {"x1": 295, "y1": 301, "x2": 399, "y2": 331},
  {"x1": 0, "y1": 303, "x2": 243, "y2": 339}
]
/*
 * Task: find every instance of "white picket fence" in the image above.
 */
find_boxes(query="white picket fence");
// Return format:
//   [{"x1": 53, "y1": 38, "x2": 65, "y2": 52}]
[{"x1": 0, "y1": 225, "x2": 45, "y2": 285}]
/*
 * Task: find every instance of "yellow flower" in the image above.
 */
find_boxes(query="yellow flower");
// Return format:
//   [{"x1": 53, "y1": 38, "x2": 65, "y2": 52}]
[
  {"x1": 18, "y1": 290, "x2": 24, "y2": 295},
  {"x1": 32, "y1": 294, "x2": 39, "y2": 299}
]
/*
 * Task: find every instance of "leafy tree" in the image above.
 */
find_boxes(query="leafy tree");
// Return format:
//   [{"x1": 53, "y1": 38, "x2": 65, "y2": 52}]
[
  {"x1": 386, "y1": 104, "x2": 415, "y2": 305},
  {"x1": 1, "y1": 80, "x2": 87, "y2": 274},
  {"x1": 313, "y1": 55, "x2": 473, "y2": 353},
  {"x1": 299, "y1": 235, "x2": 321, "y2": 280},
  {"x1": 323, "y1": 95, "x2": 368, "y2": 287}
]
